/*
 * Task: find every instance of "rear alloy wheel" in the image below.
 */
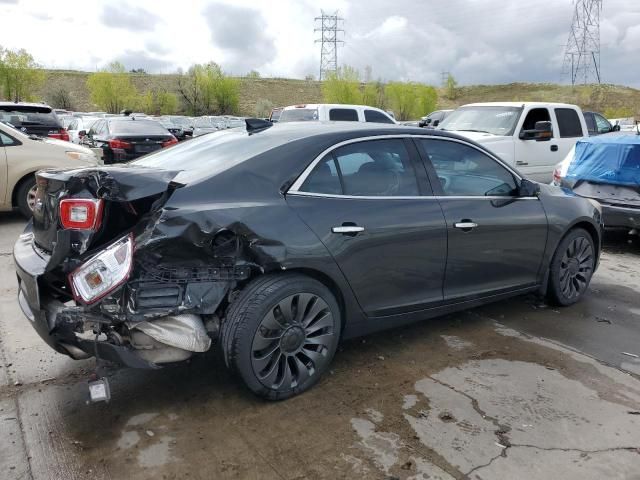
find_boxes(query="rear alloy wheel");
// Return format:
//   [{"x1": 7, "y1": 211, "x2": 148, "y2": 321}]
[
  {"x1": 16, "y1": 177, "x2": 38, "y2": 219},
  {"x1": 547, "y1": 228, "x2": 595, "y2": 306},
  {"x1": 222, "y1": 274, "x2": 341, "y2": 400}
]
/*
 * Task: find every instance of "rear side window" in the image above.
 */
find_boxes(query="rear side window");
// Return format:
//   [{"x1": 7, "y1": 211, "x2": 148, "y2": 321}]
[
  {"x1": 329, "y1": 108, "x2": 359, "y2": 122},
  {"x1": 301, "y1": 139, "x2": 419, "y2": 196},
  {"x1": 300, "y1": 155, "x2": 342, "y2": 195},
  {"x1": 555, "y1": 108, "x2": 583, "y2": 138},
  {"x1": 364, "y1": 110, "x2": 394, "y2": 124},
  {"x1": 0, "y1": 131, "x2": 17, "y2": 146}
]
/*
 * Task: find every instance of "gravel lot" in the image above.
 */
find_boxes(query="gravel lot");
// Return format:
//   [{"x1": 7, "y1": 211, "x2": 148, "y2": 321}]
[{"x1": 1, "y1": 213, "x2": 639, "y2": 480}]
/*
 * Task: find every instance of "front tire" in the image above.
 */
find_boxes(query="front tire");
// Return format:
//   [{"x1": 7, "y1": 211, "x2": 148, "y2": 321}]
[
  {"x1": 222, "y1": 274, "x2": 341, "y2": 400},
  {"x1": 547, "y1": 228, "x2": 595, "y2": 306},
  {"x1": 16, "y1": 176, "x2": 37, "y2": 219}
]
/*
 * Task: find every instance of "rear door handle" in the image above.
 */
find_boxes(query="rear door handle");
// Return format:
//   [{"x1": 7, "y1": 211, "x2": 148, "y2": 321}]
[
  {"x1": 454, "y1": 222, "x2": 478, "y2": 230},
  {"x1": 550, "y1": 145, "x2": 558, "y2": 152},
  {"x1": 332, "y1": 226, "x2": 365, "y2": 234},
  {"x1": 516, "y1": 160, "x2": 528, "y2": 166}
]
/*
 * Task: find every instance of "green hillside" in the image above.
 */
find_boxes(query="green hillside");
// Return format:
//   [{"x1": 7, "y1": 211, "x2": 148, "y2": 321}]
[{"x1": 37, "y1": 70, "x2": 640, "y2": 118}]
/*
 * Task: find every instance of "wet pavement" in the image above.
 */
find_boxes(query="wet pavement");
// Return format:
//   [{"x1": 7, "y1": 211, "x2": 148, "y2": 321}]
[{"x1": 1, "y1": 213, "x2": 639, "y2": 480}]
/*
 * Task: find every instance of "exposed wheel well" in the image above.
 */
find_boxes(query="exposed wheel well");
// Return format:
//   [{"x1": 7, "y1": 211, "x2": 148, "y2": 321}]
[
  {"x1": 11, "y1": 172, "x2": 37, "y2": 208},
  {"x1": 276, "y1": 267, "x2": 347, "y2": 334},
  {"x1": 571, "y1": 221, "x2": 601, "y2": 259}
]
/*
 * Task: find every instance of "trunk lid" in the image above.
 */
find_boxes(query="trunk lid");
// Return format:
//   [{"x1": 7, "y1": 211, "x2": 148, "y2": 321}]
[{"x1": 32, "y1": 165, "x2": 182, "y2": 267}]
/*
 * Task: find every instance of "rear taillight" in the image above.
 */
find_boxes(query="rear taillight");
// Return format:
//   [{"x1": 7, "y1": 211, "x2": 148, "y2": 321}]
[
  {"x1": 162, "y1": 137, "x2": 178, "y2": 148},
  {"x1": 108, "y1": 139, "x2": 132, "y2": 149},
  {"x1": 60, "y1": 199, "x2": 104, "y2": 230},
  {"x1": 48, "y1": 129, "x2": 70, "y2": 141},
  {"x1": 552, "y1": 167, "x2": 562, "y2": 185},
  {"x1": 69, "y1": 234, "x2": 134, "y2": 304}
]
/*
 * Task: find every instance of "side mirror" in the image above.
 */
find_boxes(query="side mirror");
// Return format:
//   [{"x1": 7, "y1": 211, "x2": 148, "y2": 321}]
[
  {"x1": 519, "y1": 178, "x2": 541, "y2": 197},
  {"x1": 519, "y1": 121, "x2": 553, "y2": 141},
  {"x1": 612, "y1": 124, "x2": 621, "y2": 132},
  {"x1": 78, "y1": 130, "x2": 86, "y2": 138},
  {"x1": 432, "y1": 119, "x2": 440, "y2": 127}
]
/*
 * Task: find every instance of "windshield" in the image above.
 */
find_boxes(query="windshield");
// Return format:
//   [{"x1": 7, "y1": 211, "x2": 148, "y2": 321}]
[
  {"x1": 109, "y1": 119, "x2": 169, "y2": 135},
  {"x1": 439, "y1": 106, "x2": 522, "y2": 136},
  {"x1": 131, "y1": 129, "x2": 276, "y2": 184},
  {"x1": 278, "y1": 108, "x2": 319, "y2": 122}
]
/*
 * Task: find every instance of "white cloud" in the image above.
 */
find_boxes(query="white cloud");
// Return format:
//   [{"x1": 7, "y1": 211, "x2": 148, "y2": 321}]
[{"x1": 0, "y1": 0, "x2": 636, "y2": 86}]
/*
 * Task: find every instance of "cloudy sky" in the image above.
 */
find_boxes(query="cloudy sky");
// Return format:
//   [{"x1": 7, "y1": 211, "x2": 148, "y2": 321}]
[{"x1": 2, "y1": 0, "x2": 639, "y2": 86}]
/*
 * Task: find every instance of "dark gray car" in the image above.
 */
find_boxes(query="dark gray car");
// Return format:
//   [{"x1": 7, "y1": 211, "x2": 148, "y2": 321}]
[{"x1": 14, "y1": 122, "x2": 603, "y2": 400}]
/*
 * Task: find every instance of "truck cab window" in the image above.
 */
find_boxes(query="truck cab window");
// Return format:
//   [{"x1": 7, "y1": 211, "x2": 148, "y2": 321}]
[
  {"x1": 555, "y1": 108, "x2": 583, "y2": 138},
  {"x1": 521, "y1": 108, "x2": 551, "y2": 131}
]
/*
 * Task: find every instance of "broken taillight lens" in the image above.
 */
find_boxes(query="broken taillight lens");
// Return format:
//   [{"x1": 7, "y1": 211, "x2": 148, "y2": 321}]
[
  {"x1": 60, "y1": 199, "x2": 104, "y2": 230},
  {"x1": 69, "y1": 234, "x2": 134, "y2": 304}
]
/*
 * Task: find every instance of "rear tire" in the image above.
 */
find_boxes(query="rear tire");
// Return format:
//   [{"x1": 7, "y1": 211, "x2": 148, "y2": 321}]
[
  {"x1": 221, "y1": 274, "x2": 341, "y2": 400},
  {"x1": 16, "y1": 176, "x2": 37, "y2": 219},
  {"x1": 547, "y1": 228, "x2": 595, "y2": 306}
]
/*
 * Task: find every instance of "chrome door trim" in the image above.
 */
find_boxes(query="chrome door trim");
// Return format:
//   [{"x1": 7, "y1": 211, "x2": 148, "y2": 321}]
[
  {"x1": 287, "y1": 134, "x2": 525, "y2": 194},
  {"x1": 287, "y1": 191, "x2": 539, "y2": 201}
]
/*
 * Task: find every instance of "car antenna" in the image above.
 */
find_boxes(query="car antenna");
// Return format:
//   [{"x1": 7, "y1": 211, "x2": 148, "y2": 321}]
[{"x1": 245, "y1": 118, "x2": 273, "y2": 134}]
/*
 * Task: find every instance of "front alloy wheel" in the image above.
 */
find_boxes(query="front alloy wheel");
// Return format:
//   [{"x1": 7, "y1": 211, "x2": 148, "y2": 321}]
[
  {"x1": 548, "y1": 228, "x2": 595, "y2": 306},
  {"x1": 222, "y1": 274, "x2": 341, "y2": 400}
]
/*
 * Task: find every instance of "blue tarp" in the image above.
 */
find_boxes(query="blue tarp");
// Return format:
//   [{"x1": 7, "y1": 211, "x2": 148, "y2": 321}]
[{"x1": 565, "y1": 135, "x2": 640, "y2": 187}]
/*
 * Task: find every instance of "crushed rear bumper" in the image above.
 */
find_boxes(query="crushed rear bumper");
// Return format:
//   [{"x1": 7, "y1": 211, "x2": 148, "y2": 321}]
[{"x1": 13, "y1": 232, "x2": 158, "y2": 369}]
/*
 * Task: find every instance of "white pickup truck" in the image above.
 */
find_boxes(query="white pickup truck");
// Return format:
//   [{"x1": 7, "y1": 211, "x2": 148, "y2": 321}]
[{"x1": 438, "y1": 102, "x2": 589, "y2": 183}]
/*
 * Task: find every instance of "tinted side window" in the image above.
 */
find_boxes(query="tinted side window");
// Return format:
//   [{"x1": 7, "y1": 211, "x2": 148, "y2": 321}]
[
  {"x1": 300, "y1": 155, "x2": 342, "y2": 194},
  {"x1": 420, "y1": 139, "x2": 518, "y2": 197},
  {"x1": 555, "y1": 108, "x2": 583, "y2": 138},
  {"x1": 335, "y1": 139, "x2": 419, "y2": 196},
  {"x1": 329, "y1": 108, "x2": 359, "y2": 121},
  {"x1": 521, "y1": 108, "x2": 551, "y2": 131},
  {"x1": 584, "y1": 113, "x2": 596, "y2": 134},
  {"x1": 364, "y1": 110, "x2": 394, "y2": 124}
]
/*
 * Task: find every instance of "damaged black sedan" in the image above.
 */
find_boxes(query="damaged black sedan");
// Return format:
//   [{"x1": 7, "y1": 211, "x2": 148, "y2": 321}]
[{"x1": 14, "y1": 121, "x2": 603, "y2": 400}]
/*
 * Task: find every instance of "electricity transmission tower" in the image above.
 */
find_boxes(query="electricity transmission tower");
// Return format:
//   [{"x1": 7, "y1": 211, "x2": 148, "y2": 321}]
[
  {"x1": 562, "y1": 0, "x2": 603, "y2": 85},
  {"x1": 315, "y1": 11, "x2": 344, "y2": 81}
]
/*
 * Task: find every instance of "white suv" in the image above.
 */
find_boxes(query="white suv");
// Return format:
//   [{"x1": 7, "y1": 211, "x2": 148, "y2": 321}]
[{"x1": 278, "y1": 104, "x2": 396, "y2": 124}]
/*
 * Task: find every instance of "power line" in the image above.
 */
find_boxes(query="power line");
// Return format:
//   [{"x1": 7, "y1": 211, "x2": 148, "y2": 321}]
[
  {"x1": 314, "y1": 11, "x2": 344, "y2": 81},
  {"x1": 562, "y1": 0, "x2": 603, "y2": 85}
]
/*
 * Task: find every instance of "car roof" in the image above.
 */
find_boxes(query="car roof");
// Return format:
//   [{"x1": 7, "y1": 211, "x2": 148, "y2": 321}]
[
  {"x1": 0, "y1": 102, "x2": 53, "y2": 113},
  {"x1": 241, "y1": 120, "x2": 469, "y2": 143},
  {"x1": 461, "y1": 102, "x2": 579, "y2": 109},
  {"x1": 282, "y1": 104, "x2": 387, "y2": 110}
]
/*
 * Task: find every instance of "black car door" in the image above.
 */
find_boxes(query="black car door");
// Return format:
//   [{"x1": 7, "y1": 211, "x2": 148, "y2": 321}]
[
  {"x1": 286, "y1": 137, "x2": 447, "y2": 317},
  {"x1": 416, "y1": 138, "x2": 548, "y2": 300}
]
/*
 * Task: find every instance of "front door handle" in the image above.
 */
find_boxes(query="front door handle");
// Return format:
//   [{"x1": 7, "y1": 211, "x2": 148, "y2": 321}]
[
  {"x1": 550, "y1": 145, "x2": 558, "y2": 152},
  {"x1": 332, "y1": 225, "x2": 365, "y2": 234},
  {"x1": 454, "y1": 221, "x2": 478, "y2": 230},
  {"x1": 516, "y1": 160, "x2": 528, "y2": 166}
]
